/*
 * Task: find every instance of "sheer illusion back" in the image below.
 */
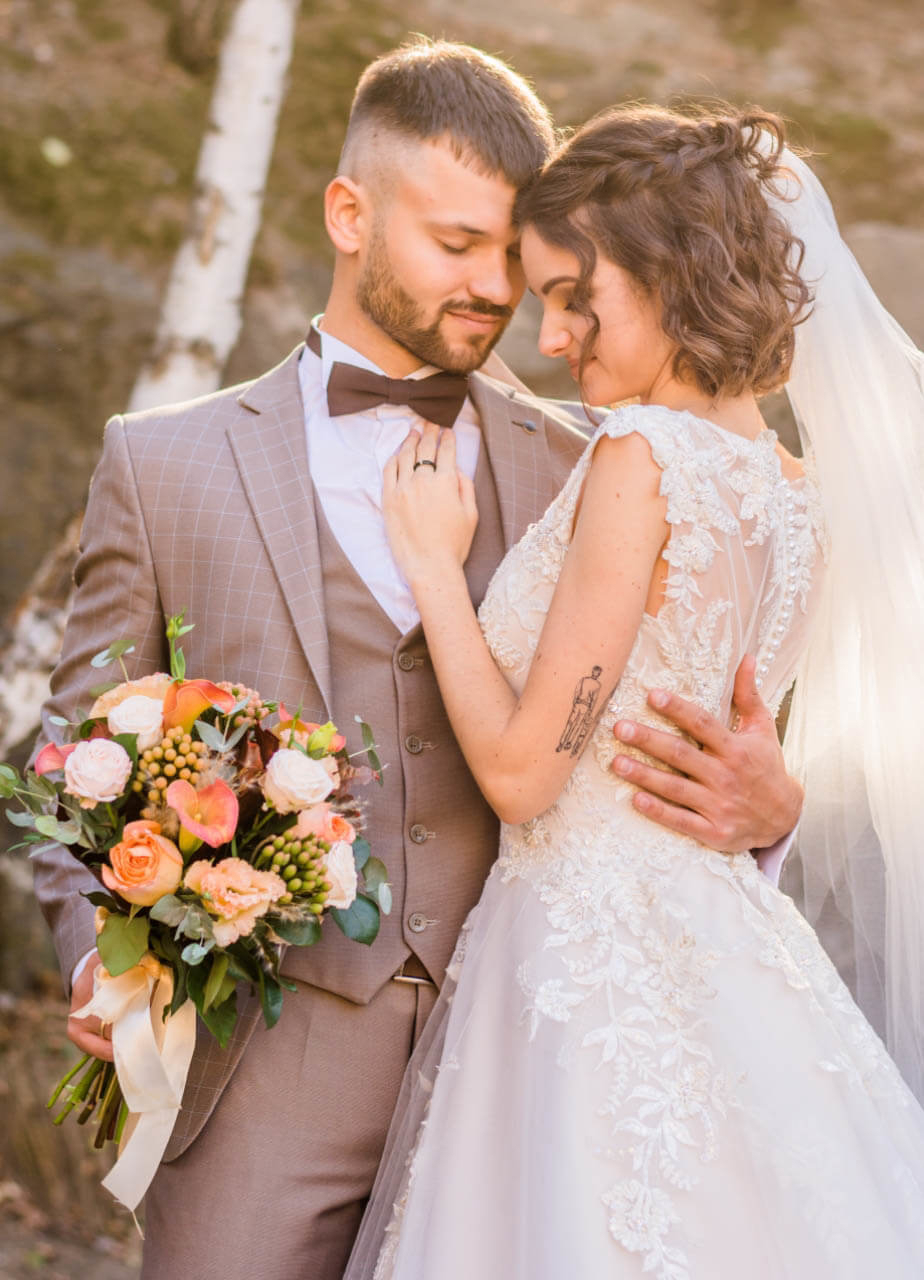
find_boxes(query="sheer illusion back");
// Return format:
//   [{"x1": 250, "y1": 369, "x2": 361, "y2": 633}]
[{"x1": 345, "y1": 405, "x2": 924, "y2": 1280}]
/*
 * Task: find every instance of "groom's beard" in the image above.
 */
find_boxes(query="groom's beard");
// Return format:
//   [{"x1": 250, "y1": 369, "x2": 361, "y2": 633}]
[{"x1": 356, "y1": 228, "x2": 513, "y2": 374}]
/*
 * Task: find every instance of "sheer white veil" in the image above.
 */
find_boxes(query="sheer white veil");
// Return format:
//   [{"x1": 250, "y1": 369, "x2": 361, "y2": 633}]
[{"x1": 767, "y1": 145, "x2": 924, "y2": 1100}]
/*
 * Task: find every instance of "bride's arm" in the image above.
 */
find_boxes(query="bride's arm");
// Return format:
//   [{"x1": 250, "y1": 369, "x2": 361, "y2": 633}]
[{"x1": 384, "y1": 423, "x2": 667, "y2": 825}]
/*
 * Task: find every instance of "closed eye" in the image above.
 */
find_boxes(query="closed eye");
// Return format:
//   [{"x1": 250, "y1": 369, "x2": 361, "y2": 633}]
[{"x1": 438, "y1": 241, "x2": 469, "y2": 255}]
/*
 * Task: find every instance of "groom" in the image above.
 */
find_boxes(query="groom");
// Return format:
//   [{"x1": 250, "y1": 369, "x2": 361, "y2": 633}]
[{"x1": 33, "y1": 39, "x2": 801, "y2": 1278}]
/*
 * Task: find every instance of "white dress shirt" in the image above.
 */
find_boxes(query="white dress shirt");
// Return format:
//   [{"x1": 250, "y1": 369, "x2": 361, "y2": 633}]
[{"x1": 299, "y1": 322, "x2": 482, "y2": 635}]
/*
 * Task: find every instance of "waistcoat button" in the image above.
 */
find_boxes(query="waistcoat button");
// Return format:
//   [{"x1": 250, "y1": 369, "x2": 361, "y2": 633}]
[
  {"x1": 407, "y1": 912, "x2": 428, "y2": 933},
  {"x1": 409, "y1": 823, "x2": 429, "y2": 844},
  {"x1": 397, "y1": 652, "x2": 416, "y2": 671},
  {"x1": 405, "y1": 734, "x2": 423, "y2": 754}
]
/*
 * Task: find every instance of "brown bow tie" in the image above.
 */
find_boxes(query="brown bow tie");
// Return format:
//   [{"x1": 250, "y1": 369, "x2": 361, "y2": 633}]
[{"x1": 306, "y1": 327, "x2": 468, "y2": 430}]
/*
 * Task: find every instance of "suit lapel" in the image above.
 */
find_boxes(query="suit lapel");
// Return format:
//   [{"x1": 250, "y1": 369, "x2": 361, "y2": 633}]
[
  {"x1": 228, "y1": 346, "x2": 333, "y2": 715},
  {"x1": 469, "y1": 373, "x2": 584, "y2": 552}
]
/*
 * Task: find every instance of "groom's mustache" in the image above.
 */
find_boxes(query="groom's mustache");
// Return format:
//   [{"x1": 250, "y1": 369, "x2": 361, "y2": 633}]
[{"x1": 439, "y1": 299, "x2": 514, "y2": 321}]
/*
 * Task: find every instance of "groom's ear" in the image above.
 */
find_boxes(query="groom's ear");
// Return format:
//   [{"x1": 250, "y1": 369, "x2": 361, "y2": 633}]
[{"x1": 324, "y1": 175, "x2": 366, "y2": 256}]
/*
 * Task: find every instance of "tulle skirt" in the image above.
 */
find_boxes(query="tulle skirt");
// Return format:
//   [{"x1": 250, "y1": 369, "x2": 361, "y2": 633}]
[{"x1": 345, "y1": 846, "x2": 924, "y2": 1280}]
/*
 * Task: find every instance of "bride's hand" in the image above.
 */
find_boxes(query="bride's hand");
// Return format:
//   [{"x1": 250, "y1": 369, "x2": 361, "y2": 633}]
[{"x1": 383, "y1": 422, "x2": 478, "y2": 585}]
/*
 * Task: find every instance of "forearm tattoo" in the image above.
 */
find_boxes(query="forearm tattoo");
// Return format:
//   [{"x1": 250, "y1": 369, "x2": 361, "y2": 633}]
[{"x1": 556, "y1": 666, "x2": 603, "y2": 758}]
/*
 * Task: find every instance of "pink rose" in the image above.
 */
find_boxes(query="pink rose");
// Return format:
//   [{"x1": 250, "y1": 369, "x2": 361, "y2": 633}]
[
  {"x1": 101, "y1": 820, "x2": 183, "y2": 906},
  {"x1": 64, "y1": 738, "x2": 133, "y2": 809},
  {"x1": 184, "y1": 857, "x2": 287, "y2": 946},
  {"x1": 292, "y1": 803, "x2": 356, "y2": 845},
  {"x1": 262, "y1": 749, "x2": 335, "y2": 814},
  {"x1": 323, "y1": 840, "x2": 358, "y2": 910}
]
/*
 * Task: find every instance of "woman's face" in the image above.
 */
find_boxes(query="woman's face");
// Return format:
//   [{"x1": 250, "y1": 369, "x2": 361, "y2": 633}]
[{"x1": 521, "y1": 225, "x2": 675, "y2": 405}]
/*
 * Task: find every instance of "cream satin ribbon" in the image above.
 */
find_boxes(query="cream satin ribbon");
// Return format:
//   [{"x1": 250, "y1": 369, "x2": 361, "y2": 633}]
[{"x1": 75, "y1": 955, "x2": 197, "y2": 1212}]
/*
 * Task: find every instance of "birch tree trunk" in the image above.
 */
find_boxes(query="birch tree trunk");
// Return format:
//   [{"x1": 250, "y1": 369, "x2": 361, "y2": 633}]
[
  {"x1": 0, "y1": 0, "x2": 300, "y2": 755},
  {"x1": 130, "y1": 0, "x2": 301, "y2": 411}
]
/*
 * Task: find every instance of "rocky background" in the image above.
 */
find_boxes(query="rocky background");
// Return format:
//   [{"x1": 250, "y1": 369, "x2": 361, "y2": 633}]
[{"x1": 0, "y1": 0, "x2": 921, "y2": 1274}]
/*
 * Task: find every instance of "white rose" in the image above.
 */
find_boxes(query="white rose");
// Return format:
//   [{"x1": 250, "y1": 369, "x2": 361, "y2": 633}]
[
  {"x1": 64, "y1": 738, "x2": 133, "y2": 809},
  {"x1": 262, "y1": 748, "x2": 335, "y2": 814},
  {"x1": 324, "y1": 840, "x2": 358, "y2": 910},
  {"x1": 107, "y1": 694, "x2": 164, "y2": 751}
]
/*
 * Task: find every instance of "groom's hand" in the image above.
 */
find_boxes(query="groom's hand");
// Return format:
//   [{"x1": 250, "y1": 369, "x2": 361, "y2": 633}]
[
  {"x1": 610, "y1": 656, "x2": 803, "y2": 853},
  {"x1": 67, "y1": 948, "x2": 114, "y2": 1062}
]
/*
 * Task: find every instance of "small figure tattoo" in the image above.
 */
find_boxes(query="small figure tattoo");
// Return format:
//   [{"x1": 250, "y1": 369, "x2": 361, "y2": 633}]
[{"x1": 556, "y1": 665, "x2": 603, "y2": 757}]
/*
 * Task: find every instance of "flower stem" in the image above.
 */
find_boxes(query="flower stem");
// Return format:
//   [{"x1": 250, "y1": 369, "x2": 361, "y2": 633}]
[
  {"x1": 51, "y1": 1054, "x2": 105, "y2": 1126},
  {"x1": 46, "y1": 1053, "x2": 90, "y2": 1109}
]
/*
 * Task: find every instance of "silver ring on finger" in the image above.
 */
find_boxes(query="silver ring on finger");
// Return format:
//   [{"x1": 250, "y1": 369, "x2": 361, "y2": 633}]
[{"x1": 413, "y1": 459, "x2": 437, "y2": 471}]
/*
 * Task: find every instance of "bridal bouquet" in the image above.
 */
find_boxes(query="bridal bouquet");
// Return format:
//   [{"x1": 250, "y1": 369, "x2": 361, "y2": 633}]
[{"x1": 0, "y1": 613, "x2": 389, "y2": 1210}]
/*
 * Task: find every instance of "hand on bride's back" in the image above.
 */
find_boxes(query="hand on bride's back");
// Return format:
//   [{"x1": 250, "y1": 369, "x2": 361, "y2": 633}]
[{"x1": 383, "y1": 421, "x2": 479, "y2": 584}]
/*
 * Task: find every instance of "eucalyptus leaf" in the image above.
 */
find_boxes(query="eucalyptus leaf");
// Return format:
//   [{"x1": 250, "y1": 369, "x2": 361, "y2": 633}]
[
  {"x1": 271, "y1": 915, "x2": 321, "y2": 947},
  {"x1": 222, "y1": 721, "x2": 250, "y2": 751},
  {"x1": 97, "y1": 913, "x2": 149, "y2": 976},
  {"x1": 34, "y1": 815, "x2": 82, "y2": 844},
  {"x1": 0, "y1": 765, "x2": 19, "y2": 798},
  {"x1": 376, "y1": 882, "x2": 393, "y2": 916},
  {"x1": 194, "y1": 719, "x2": 231, "y2": 752},
  {"x1": 330, "y1": 894, "x2": 380, "y2": 945},
  {"x1": 149, "y1": 894, "x2": 187, "y2": 927},
  {"x1": 181, "y1": 940, "x2": 214, "y2": 966},
  {"x1": 363, "y1": 856, "x2": 388, "y2": 892},
  {"x1": 4, "y1": 809, "x2": 36, "y2": 828},
  {"x1": 351, "y1": 837, "x2": 371, "y2": 871},
  {"x1": 47, "y1": 715, "x2": 71, "y2": 728},
  {"x1": 90, "y1": 639, "x2": 136, "y2": 669},
  {"x1": 177, "y1": 903, "x2": 216, "y2": 943}
]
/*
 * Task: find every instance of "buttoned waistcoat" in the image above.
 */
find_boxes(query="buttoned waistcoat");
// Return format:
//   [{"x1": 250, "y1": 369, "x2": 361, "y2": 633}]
[{"x1": 31, "y1": 343, "x2": 589, "y2": 1154}]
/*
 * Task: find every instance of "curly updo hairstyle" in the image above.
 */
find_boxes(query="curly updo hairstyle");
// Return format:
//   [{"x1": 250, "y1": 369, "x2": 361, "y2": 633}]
[{"x1": 514, "y1": 104, "x2": 813, "y2": 399}]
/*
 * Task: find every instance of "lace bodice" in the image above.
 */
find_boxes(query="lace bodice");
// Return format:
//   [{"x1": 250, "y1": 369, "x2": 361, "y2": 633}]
[{"x1": 478, "y1": 402, "x2": 826, "y2": 867}]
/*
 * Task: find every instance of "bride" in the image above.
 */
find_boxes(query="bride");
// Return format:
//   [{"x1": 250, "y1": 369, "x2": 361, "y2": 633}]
[{"x1": 344, "y1": 105, "x2": 924, "y2": 1278}]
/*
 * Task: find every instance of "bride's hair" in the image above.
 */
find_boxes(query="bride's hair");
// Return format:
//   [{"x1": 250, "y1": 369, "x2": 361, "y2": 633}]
[{"x1": 515, "y1": 104, "x2": 813, "y2": 398}]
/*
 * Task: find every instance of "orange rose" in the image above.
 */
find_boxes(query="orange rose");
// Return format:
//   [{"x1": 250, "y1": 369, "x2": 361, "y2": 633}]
[{"x1": 102, "y1": 820, "x2": 183, "y2": 907}]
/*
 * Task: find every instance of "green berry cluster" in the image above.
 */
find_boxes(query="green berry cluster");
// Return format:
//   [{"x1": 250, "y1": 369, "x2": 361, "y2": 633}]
[{"x1": 259, "y1": 833, "x2": 333, "y2": 909}]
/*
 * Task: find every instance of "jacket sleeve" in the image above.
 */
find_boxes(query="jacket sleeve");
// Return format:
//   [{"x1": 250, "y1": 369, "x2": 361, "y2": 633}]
[{"x1": 30, "y1": 415, "x2": 169, "y2": 991}]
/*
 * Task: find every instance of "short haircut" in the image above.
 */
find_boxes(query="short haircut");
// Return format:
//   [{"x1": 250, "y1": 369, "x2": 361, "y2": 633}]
[
  {"x1": 516, "y1": 103, "x2": 813, "y2": 399},
  {"x1": 340, "y1": 38, "x2": 555, "y2": 190}
]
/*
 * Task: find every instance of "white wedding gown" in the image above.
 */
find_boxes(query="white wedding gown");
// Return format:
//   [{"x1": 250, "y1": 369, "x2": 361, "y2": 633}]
[{"x1": 345, "y1": 405, "x2": 924, "y2": 1280}]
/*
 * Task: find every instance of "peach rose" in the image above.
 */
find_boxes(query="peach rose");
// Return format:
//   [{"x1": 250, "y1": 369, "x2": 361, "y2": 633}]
[
  {"x1": 90, "y1": 673, "x2": 172, "y2": 720},
  {"x1": 291, "y1": 803, "x2": 356, "y2": 845},
  {"x1": 184, "y1": 857, "x2": 287, "y2": 946},
  {"x1": 63, "y1": 738, "x2": 133, "y2": 809},
  {"x1": 262, "y1": 749, "x2": 335, "y2": 814},
  {"x1": 101, "y1": 820, "x2": 183, "y2": 906},
  {"x1": 323, "y1": 840, "x2": 358, "y2": 910}
]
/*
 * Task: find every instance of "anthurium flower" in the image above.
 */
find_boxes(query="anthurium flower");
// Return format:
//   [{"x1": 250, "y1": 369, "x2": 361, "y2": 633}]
[
  {"x1": 162, "y1": 679, "x2": 237, "y2": 733},
  {"x1": 34, "y1": 741, "x2": 79, "y2": 775},
  {"x1": 166, "y1": 778, "x2": 239, "y2": 848}
]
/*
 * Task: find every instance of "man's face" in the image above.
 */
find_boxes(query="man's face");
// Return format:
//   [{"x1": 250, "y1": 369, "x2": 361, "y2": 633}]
[{"x1": 356, "y1": 139, "x2": 526, "y2": 373}]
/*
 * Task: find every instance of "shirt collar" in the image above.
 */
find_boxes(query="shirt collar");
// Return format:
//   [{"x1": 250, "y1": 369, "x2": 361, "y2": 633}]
[{"x1": 308, "y1": 315, "x2": 442, "y2": 386}]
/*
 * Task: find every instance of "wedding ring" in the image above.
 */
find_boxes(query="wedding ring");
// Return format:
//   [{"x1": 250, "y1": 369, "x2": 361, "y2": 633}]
[{"x1": 413, "y1": 459, "x2": 437, "y2": 471}]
